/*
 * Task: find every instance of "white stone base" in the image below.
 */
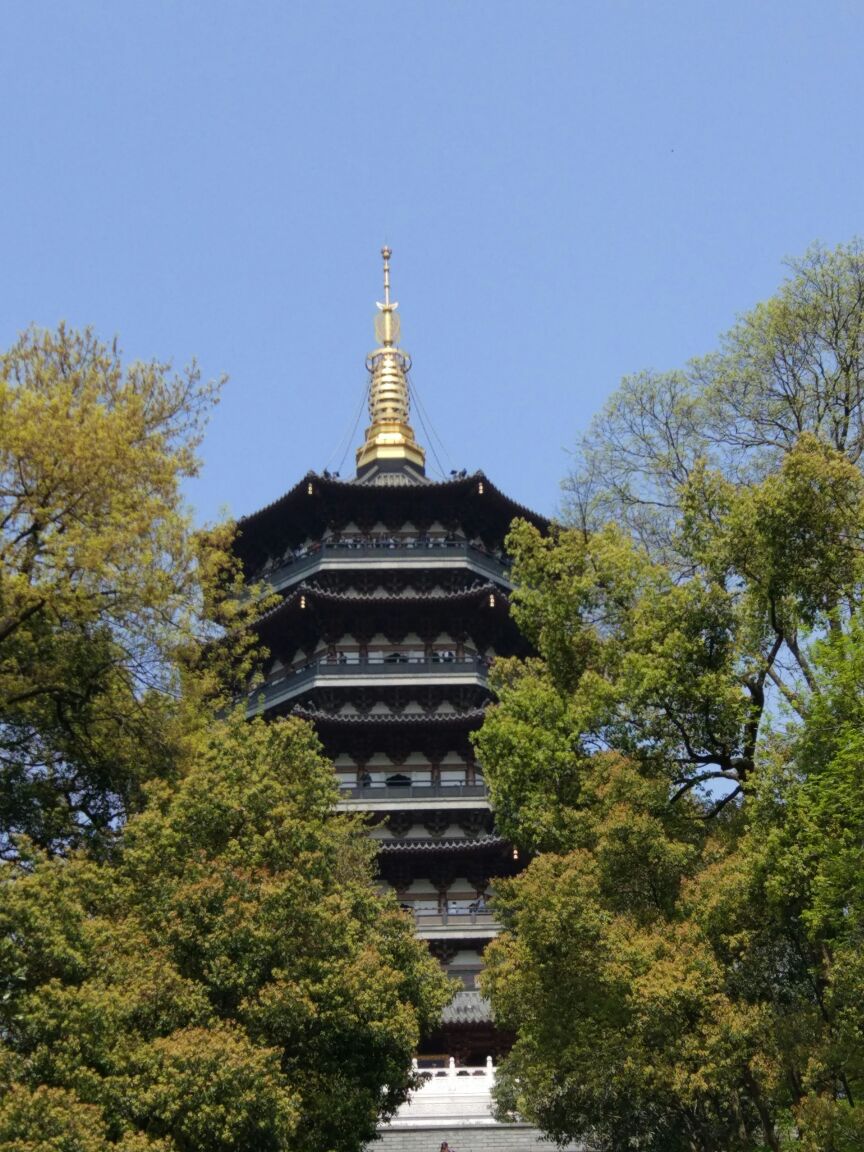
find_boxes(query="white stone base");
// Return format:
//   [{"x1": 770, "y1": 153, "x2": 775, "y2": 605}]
[
  {"x1": 374, "y1": 1122, "x2": 576, "y2": 1152},
  {"x1": 373, "y1": 1060, "x2": 583, "y2": 1151}
]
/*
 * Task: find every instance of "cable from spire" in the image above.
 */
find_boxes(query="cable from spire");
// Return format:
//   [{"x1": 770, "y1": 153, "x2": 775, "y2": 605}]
[
  {"x1": 409, "y1": 375, "x2": 453, "y2": 479},
  {"x1": 323, "y1": 374, "x2": 369, "y2": 475}
]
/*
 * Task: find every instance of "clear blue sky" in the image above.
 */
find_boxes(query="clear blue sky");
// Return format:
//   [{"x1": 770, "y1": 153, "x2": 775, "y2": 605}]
[{"x1": 2, "y1": 2, "x2": 862, "y2": 521}]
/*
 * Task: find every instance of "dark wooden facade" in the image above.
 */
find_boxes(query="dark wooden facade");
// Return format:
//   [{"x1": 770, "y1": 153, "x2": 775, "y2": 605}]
[{"x1": 238, "y1": 468, "x2": 545, "y2": 1063}]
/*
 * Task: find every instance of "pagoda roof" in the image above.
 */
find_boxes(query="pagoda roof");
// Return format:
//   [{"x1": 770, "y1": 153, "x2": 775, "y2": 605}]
[
  {"x1": 297, "y1": 580, "x2": 504, "y2": 606},
  {"x1": 291, "y1": 705, "x2": 488, "y2": 728},
  {"x1": 240, "y1": 470, "x2": 544, "y2": 527},
  {"x1": 376, "y1": 834, "x2": 505, "y2": 854},
  {"x1": 258, "y1": 578, "x2": 506, "y2": 629},
  {"x1": 235, "y1": 471, "x2": 548, "y2": 572},
  {"x1": 441, "y1": 990, "x2": 493, "y2": 1025},
  {"x1": 256, "y1": 578, "x2": 526, "y2": 657}
]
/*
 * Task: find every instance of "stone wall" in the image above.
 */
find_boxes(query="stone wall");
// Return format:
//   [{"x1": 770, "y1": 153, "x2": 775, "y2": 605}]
[{"x1": 373, "y1": 1122, "x2": 583, "y2": 1152}]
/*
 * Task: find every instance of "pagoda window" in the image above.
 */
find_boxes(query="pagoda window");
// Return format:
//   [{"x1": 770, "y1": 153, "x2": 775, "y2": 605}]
[
  {"x1": 406, "y1": 879, "x2": 437, "y2": 895},
  {"x1": 446, "y1": 893, "x2": 476, "y2": 917},
  {"x1": 402, "y1": 879, "x2": 440, "y2": 916},
  {"x1": 385, "y1": 773, "x2": 411, "y2": 788},
  {"x1": 449, "y1": 949, "x2": 484, "y2": 988},
  {"x1": 409, "y1": 770, "x2": 432, "y2": 787},
  {"x1": 440, "y1": 765, "x2": 466, "y2": 786},
  {"x1": 446, "y1": 879, "x2": 488, "y2": 913}
]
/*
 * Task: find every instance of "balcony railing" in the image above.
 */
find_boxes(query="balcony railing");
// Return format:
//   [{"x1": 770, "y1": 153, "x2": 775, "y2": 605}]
[
  {"x1": 385, "y1": 1053, "x2": 497, "y2": 1126},
  {"x1": 410, "y1": 905, "x2": 501, "y2": 931},
  {"x1": 261, "y1": 539, "x2": 511, "y2": 592},
  {"x1": 340, "y1": 782, "x2": 488, "y2": 801},
  {"x1": 249, "y1": 656, "x2": 489, "y2": 712}
]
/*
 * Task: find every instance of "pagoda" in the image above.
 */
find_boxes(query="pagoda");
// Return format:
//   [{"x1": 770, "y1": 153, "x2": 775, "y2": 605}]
[{"x1": 235, "y1": 250, "x2": 552, "y2": 1140}]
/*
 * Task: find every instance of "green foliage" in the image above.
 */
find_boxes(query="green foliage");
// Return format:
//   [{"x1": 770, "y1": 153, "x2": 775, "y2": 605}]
[
  {"x1": 0, "y1": 715, "x2": 451, "y2": 1152},
  {"x1": 0, "y1": 324, "x2": 266, "y2": 858},
  {"x1": 476, "y1": 241, "x2": 864, "y2": 1150},
  {"x1": 0, "y1": 324, "x2": 450, "y2": 1150}
]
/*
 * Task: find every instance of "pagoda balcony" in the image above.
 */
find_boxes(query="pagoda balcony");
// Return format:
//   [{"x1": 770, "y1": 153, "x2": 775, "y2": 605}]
[
  {"x1": 248, "y1": 656, "x2": 489, "y2": 714},
  {"x1": 261, "y1": 539, "x2": 513, "y2": 593},
  {"x1": 410, "y1": 905, "x2": 502, "y2": 940},
  {"x1": 337, "y1": 782, "x2": 490, "y2": 811}
]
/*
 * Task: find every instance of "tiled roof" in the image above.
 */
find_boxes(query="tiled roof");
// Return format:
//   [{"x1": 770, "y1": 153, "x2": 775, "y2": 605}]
[
  {"x1": 238, "y1": 470, "x2": 548, "y2": 530},
  {"x1": 301, "y1": 581, "x2": 502, "y2": 605},
  {"x1": 441, "y1": 989, "x2": 493, "y2": 1025},
  {"x1": 377, "y1": 834, "x2": 505, "y2": 853},
  {"x1": 258, "y1": 580, "x2": 505, "y2": 627},
  {"x1": 292, "y1": 706, "x2": 488, "y2": 727}
]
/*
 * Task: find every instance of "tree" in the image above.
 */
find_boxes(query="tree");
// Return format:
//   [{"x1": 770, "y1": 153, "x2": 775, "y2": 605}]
[
  {"x1": 0, "y1": 324, "x2": 452, "y2": 1151},
  {"x1": 474, "y1": 241, "x2": 864, "y2": 1149},
  {"x1": 0, "y1": 325, "x2": 257, "y2": 858},
  {"x1": 0, "y1": 715, "x2": 451, "y2": 1152}
]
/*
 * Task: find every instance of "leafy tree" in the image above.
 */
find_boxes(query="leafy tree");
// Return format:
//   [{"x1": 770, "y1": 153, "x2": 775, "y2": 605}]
[
  {"x1": 0, "y1": 325, "x2": 258, "y2": 857},
  {"x1": 0, "y1": 715, "x2": 451, "y2": 1152},
  {"x1": 475, "y1": 241, "x2": 864, "y2": 1149},
  {"x1": 0, "y1": 324, "x2": 450, "y2": 1150}
]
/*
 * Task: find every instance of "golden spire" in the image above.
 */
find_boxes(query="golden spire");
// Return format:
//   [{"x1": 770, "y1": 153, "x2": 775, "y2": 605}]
[{"x1": 355, "y1": 247, "x2": 426, "y2": 476}]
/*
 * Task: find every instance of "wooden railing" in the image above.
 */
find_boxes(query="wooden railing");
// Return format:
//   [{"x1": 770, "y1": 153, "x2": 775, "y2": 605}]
[
  {"x1": 262, "y1": 539, "x2": 511, "y2": 592},
  {"x1": 250, "y1": 656, "x2": 489, "y2": 711},
  {"x1": 340, "y1": 782, "x2": 488, "y2": 800}
]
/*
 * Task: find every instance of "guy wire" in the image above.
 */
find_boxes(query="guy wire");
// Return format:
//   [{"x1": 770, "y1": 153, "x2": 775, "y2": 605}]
[
  {"x1": 410, "y1": 377, "x2": 453, "y2": 479},
  {"x1": 325, "y1": 378, "x2": 368, "y2": 475}
]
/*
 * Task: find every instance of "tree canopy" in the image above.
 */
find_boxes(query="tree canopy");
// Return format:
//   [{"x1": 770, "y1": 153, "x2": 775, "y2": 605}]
[
  {"x1": 0, "y1": 715, "x2": 450, "y2": 1152},
  {"x1": 0, "y1": 325, "x2": 259, "y2": 857},
  {"x1": 475, "y1": 241, "x2": 864, "y2": 1151},
  {"x1": 0, "y1": 325, "x2": 451, "y2": 1151}
]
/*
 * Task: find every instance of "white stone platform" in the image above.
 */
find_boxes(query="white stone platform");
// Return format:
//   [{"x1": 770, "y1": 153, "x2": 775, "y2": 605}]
[{"x1": 373, "y1": 1059, "x2": 584, "y2": 1152}]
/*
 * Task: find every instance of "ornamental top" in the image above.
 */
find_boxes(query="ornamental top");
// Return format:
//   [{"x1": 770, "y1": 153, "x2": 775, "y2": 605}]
[{"x1": 355, "y1": 247, "x2": 426, "y2": 478}]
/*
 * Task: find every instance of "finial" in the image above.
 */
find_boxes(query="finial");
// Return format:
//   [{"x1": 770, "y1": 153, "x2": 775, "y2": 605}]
[
  {"x1": 356, "y1": 246, "x2": 426, "y2": 479},
  {"x1": 381, "y1": 245, "x2": 392, "y2": 308},
  {"x1": 375, "y1": 244, "x2": 399, "y2": 348}
]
